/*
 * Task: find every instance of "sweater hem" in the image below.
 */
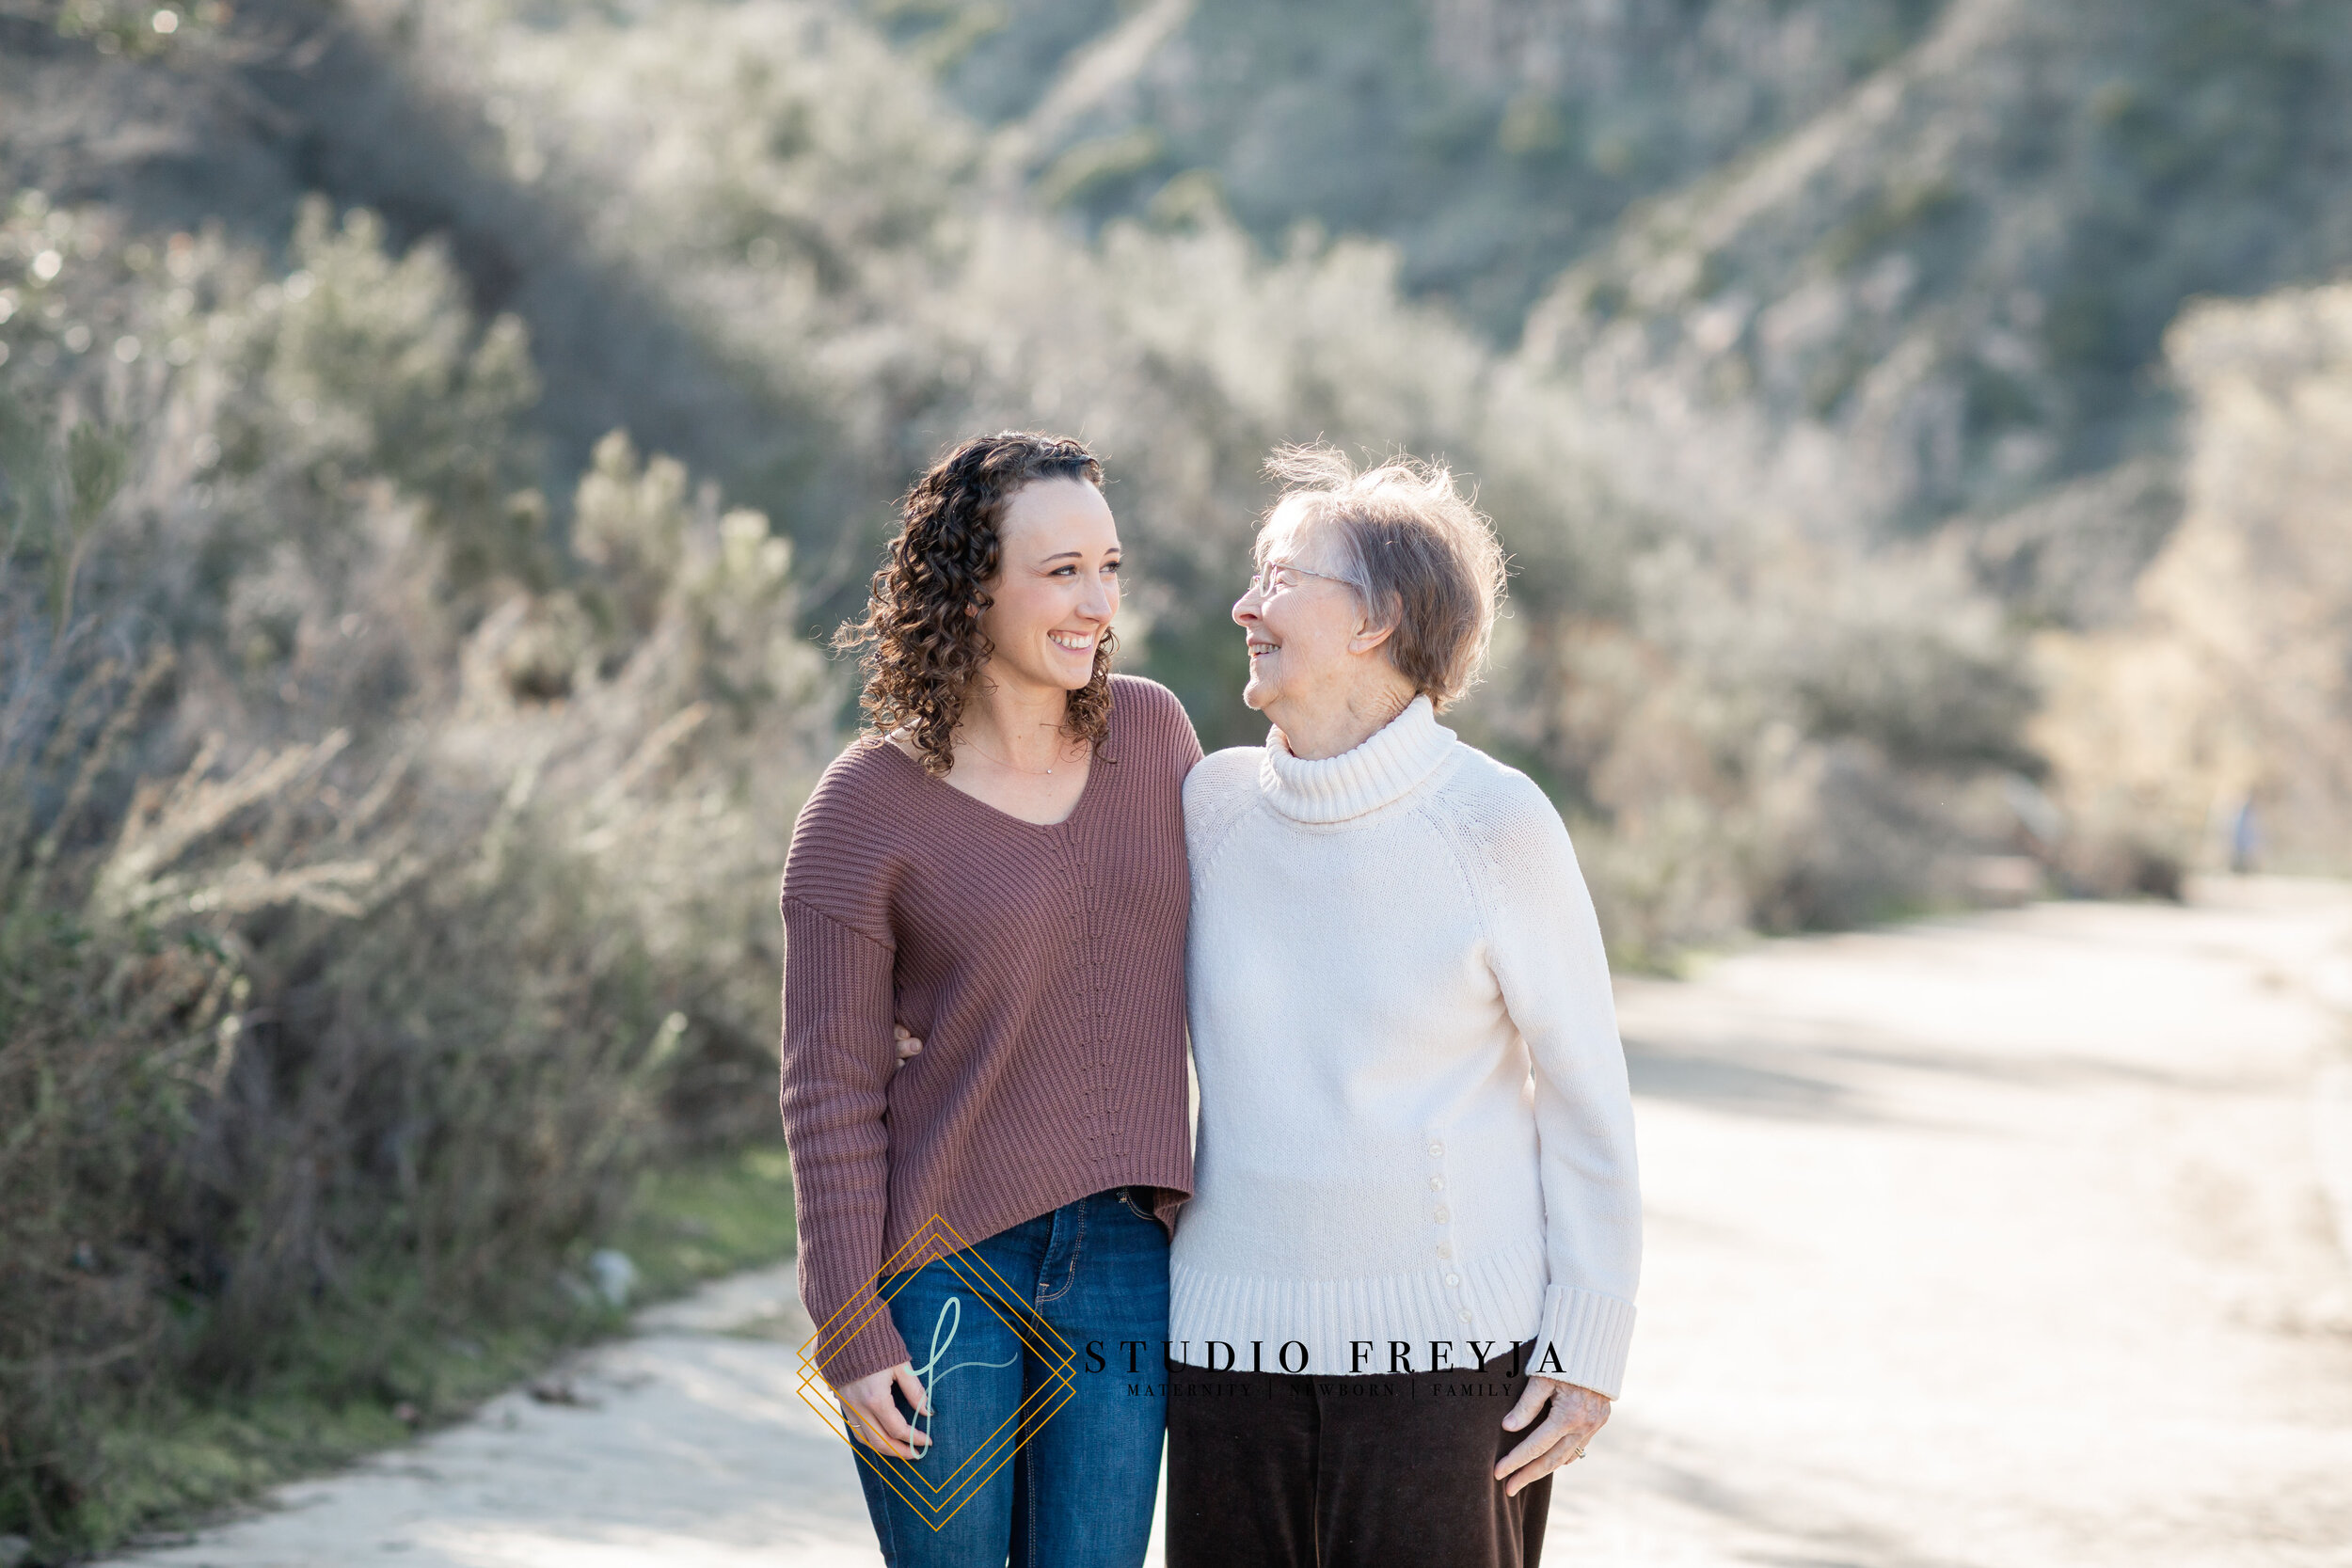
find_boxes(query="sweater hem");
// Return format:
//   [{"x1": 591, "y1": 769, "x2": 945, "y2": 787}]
[
  {"x1": 879, "y1": 1160, "x2": 1194, "y2": 1276},
  {"x1": 1167, "y1": 1239, "x2": 1550, "y2": 1377}
]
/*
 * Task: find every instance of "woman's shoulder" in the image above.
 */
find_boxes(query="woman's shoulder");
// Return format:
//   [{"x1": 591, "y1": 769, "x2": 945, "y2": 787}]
[
  {"x1": 1181, "y1": 745, "x2": 1263, "y2": 869},
  {"x1": 1109, "y1": 673, "x2": 1202, "y2": 768},
  {"x1": 1109, "y1": 672, "x2": 1184, "y2": 727},
  {"x1": 785, "y1": 738, "x2": 918, "y2": 873},
  {"x1": 1428, "y1": 745, "x2": 1578, "y2": 864},
  {"x1": 1183, "y1": 745, "x2": 1260, "y2": 811},
  {"x1": 1427, "y1": 750, "x2": 1605, "y2": 952},
  {"x1": 808, "y1": 734, "x2": 916, "y2": 807}
]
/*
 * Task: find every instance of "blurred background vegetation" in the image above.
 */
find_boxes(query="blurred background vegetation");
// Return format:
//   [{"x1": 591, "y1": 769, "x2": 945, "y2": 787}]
[{"x1": 4, "y1": 0, "x2": 2348, "y2": 1555}]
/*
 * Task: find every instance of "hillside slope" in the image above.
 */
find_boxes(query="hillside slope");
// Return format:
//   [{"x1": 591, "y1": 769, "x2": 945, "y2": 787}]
[
  {"x1": 913, "y1": 0, "x2": 1953, "y2": 337},
  {"x1": 1513, "y1": 0, "x2": 2352, "y2": 594},
  {"x1": 0, "y1": 1, "x2": 861, "y2": 539},
  {"x1": 900, "y1": 0, "x2": 2352, "y2": 622}
]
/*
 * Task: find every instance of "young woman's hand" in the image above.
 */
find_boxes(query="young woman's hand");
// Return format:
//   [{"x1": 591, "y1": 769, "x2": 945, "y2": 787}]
[
  {"x1": 893, "y1": 1024, "x2": 923, "y2": 1064},
  {"x1": 1495, "y1": 1375, "x2": 1609, "y2": 1497},
  {"x1": 838, "y1": 1362, "x2": 932, "y2": 1459}
]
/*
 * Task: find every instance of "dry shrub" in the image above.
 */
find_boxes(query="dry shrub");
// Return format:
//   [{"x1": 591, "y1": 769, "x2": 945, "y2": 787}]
[
  {"x1": 2039, "y1": 282, "x2": 2352, "y2": 886},
  {"x1": 0, "y1": 191, "x2": 832, "y2": 1548},
  {"x1": 1476, "y1": 523, "x2": 2039, "y2": 961}
]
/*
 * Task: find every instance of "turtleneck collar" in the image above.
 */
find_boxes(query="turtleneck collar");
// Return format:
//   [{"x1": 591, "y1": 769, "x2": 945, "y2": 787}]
[{"x1": 1258, "y1": 694, "x2": 1458, "y2": 824}]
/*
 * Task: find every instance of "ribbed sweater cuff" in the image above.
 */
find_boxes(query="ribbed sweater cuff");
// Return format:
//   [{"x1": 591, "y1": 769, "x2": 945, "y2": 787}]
[
  {"x1": 804, "y1": 1283, "x2": 911, "y2": 1388},
  {"x1": 1526, "y1": 1284, "x2": 1636, "y2": 1400}
]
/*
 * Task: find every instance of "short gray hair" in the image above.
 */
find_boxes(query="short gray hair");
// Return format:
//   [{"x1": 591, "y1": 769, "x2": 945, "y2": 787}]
[{"x1": 1258, "y1": 444, "x2": 1507, "y2": 710}]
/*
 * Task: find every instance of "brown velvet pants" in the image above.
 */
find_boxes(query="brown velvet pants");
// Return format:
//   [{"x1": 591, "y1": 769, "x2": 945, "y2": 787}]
[{"x1": 1163, "y1": 1340, "x2": 1552, "y2": 1568}]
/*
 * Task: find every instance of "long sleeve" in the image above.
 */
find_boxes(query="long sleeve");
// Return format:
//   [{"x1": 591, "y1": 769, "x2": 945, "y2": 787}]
[
  {"x1": 778, "y1": 883, "x2": 910, "y2": 1386},
  {"x1": 1473, "y1": 777, "x2": 1643, "y2": 1399}
]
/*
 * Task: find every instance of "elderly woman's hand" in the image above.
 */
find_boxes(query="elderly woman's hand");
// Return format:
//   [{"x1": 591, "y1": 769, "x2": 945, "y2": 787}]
[{"x1": 1495, "y1": 1375, "x2": 1610, "y2": 1497}]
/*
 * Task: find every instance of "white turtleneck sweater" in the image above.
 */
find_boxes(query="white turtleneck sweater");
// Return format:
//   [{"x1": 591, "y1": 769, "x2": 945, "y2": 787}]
[{"x1": 1168, "y1": 696, "x2": 1641, "y2": 1397}]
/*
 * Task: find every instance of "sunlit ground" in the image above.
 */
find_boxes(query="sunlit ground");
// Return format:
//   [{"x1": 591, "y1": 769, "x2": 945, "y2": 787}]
[{"x1": 113, "y1": 879, "x2": 2352, "y2": 1568}]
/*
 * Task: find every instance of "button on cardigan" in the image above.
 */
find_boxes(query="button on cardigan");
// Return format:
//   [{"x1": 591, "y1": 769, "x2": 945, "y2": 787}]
[
  {"x1": 1169, "y1": 696, "x2": 1643, "y2": 1397},
  {"x1": 778, "y1": 674, "x2": 1201, "y2": 1386}
]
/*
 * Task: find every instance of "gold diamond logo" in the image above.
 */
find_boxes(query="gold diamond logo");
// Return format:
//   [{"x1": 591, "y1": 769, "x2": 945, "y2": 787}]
[{"x1": 795, "y1": 1215, "x2": 1079, "y2": 1530}]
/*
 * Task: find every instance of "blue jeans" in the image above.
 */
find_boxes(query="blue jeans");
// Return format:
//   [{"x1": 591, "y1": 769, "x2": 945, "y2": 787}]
[{"x1": 852, "y1": 1186, "x2": 1171, "y2": 1568}]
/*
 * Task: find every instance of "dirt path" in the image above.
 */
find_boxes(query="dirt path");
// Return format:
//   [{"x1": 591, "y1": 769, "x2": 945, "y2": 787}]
[{"x1": 117, "y1": 879, "x2": 2352, "y2": 1568}]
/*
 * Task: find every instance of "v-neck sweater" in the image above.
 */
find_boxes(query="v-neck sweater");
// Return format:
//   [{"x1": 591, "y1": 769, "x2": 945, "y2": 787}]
[
  {"x1": 778, "y1": 674, "x2": 1201, "y2": 1386},
  {"x1": 1168, "y1": 697, "x2": 1643, "y2": 1396}
]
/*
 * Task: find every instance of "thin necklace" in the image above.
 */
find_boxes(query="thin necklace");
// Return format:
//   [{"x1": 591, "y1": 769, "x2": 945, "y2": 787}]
[{"x1": 961, "y1": 733, "x2": 1075, "y2": 776}]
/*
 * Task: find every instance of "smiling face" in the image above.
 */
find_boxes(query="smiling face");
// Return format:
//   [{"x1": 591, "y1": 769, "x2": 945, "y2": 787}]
[
  {"x1": 977, "y1": 476, "x2": 1121, "y2": 699},
  {"x1": 1232, "y1": 510, "x2": 1373, "y2": 718}
]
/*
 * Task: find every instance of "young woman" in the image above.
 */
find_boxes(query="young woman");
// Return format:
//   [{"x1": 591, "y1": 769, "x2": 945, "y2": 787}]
[
  {"x1": 777, "y1": 432, "x2": 1200, "y2": 1568},
  {"x1": 1164, "y1": 446, "x2": 1642, "y2": 1568}
]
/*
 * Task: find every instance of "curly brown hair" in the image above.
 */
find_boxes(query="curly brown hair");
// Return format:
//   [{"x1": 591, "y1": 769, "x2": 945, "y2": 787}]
[{"x1": 834, "y1": 432, "x2": 1117, "y2": 777}]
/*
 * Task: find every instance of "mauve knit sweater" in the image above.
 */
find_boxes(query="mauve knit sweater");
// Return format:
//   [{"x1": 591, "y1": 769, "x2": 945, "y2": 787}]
[{"x1": 778, "y1": 674, "x2": 1202, "y2": 1386}]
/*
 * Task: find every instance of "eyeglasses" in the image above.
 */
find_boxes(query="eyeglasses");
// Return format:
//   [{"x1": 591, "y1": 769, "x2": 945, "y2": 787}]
[{"x1": 1246, "y1": 558, "x2": 1358, "y2": 599}]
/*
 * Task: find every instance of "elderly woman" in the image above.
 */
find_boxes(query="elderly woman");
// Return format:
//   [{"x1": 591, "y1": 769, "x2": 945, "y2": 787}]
[{"x1": 1163, "y1": 446, "x2": 1642, "y2": 1568}]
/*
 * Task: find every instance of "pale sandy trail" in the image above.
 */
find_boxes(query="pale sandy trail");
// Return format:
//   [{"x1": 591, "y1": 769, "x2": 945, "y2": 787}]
[
  {"x1": 116, "y1": 879, "x2": 2352, "y2": 1568},
  {"x1": 1573, "y1": 878, "x2": 2352, "y2": 1567}
]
